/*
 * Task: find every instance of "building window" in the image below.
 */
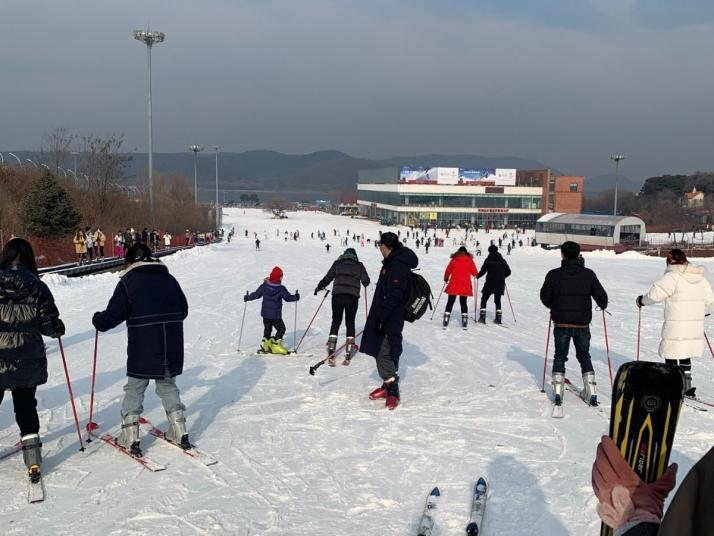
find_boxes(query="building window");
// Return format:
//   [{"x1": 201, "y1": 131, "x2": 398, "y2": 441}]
[{"x1": 569, "y1": 183, "x2": 578, "y2": 192}]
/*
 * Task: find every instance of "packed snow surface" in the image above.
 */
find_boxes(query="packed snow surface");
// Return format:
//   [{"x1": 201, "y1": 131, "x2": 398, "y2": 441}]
[{"x1": 1, "y1": 208, "x2": 713, "y2": 535}]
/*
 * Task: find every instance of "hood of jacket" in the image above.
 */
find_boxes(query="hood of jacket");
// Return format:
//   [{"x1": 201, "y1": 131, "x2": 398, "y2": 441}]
[
  {"x1": 122, "y1": 260, "x2": 167, "y2": 277},
  {"x1": 667, "y1": 263, "x2": 706, "y2": 283},
  {"x1": 487, "y1": 251, "x2": 505, "y2": 262},
  {"x1": 386, "y1": 246, "x2": 418, "y2": 270},
  {"x1": 337, "y1": 251, "x2": 359, "y2": 263}
]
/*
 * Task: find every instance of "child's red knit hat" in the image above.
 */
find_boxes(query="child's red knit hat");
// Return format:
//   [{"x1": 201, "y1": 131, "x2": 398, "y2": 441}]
[{"x1": 268, "y1": 266, "x2": 283, "y2": 283}]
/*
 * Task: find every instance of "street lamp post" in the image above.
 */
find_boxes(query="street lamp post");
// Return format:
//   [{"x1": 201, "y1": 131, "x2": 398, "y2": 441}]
[
  {"x1": 188, "y1": 145, "x2": 203, "y2": 204},
  {"x1": 610, "y1": 153, "x2": 625, "y2": 216},
  {"x1": 8, "y1": 153, "x2": 21, "y2": 166},
  {"x1": 72, "y1": 152, "x2": 78, "y2": 182},
  {"x1": 133, "y1": 28, "x2": 165, "y2": 228},
  {"x1": 213, "y1": 146, "x2": 220, "y2": 229}
]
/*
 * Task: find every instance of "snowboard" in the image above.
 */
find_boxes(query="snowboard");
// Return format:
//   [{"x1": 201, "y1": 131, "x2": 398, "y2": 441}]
[{"x1": 600, "y1": 362, "x2": 684, "y2": 536}]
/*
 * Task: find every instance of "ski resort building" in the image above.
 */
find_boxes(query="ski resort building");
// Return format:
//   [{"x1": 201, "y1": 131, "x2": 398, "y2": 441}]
[
  {"x1": 357, "y1": 167, "x2": 583, "y2": 227},
  {"x1": 535, "y1": 213, "x2": 646, "y2": 250}
]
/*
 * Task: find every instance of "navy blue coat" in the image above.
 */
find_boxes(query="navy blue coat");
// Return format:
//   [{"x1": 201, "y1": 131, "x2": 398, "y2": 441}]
[
  {"x1": 360, "y1": 247, "x2": 418, "y2": 359},
  {"x1": 246, "y1": 282, "x2": 298, "y2": 320},
  {"x1": 477, "y1": 252, "x2": 512, "y2": 296},
  {"x1": 93, "y1": 262, "x2": 188, "y2": 379}
]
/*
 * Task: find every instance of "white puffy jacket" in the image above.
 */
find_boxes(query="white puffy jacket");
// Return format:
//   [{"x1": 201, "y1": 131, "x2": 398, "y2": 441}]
[{"x1": 642, "y1": 264, "x2": 714, "y2": 359}]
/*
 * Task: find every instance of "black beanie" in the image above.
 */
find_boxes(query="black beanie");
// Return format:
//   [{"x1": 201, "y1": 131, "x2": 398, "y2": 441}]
[
  {"x1": 344, "y1": 247, "x2": 357, "y2": 256},
  {"x1": 561, "y1": 241, "x2": 580, "y2": 259},
  {"x1": 488, "y1": 245, "x2": 498, "y2": 254},
  {"x1": 380, "y1": 232, "x2": 402, "y2": 249},
  {"x1": 458, "y1": 246, "x2": 468, "y2": 253}
]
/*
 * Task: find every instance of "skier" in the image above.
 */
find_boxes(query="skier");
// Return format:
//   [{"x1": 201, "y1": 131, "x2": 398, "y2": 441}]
[
  {"x1": 361, "y1": 232, "x2": 418, "y2": 410},
  {"x1": 0, "y1": 239, "x2": 64, "y2": 483},
  {"x1": 540, "y1": 241, "x2": 608, "y2": 406},
  {"x1": 244, "y1": 266, "x2": 299, "y2": 355},
  {"x1": 442, "y1": 246, "x2": 478, "y2": 328},
  {"x1": 326, "y1": 243, "x2": 331, "y2": 253},
  {"x1": 476, "y1": 245, "x2": 511, "y2": 324},
  {"x1": 255, "y1": 238, "x2": 261, "y2": 251},
  {"x1": 635, "y1": 248, "x2": 714, "y2": 396},
  {"x1": 92, "y1": 243, "x2": 189, "y2": 456},
  {"x1": 315, "y1": 248, "x2": 370, "y2": 365}
]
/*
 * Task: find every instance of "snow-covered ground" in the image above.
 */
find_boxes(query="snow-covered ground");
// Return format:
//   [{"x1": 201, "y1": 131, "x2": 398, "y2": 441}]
[{"x1": 2, "y1": 208, "x2": 713, "y2": 535}]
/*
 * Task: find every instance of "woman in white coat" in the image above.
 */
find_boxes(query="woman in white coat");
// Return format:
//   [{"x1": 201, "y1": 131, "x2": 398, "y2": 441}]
[{"x1": 636, "y1": 249, "x2": 714, "y2": 396}]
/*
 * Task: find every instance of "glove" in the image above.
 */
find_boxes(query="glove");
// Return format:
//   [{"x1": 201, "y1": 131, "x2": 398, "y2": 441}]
[
  {"x1": 243, "y1": 292, "x2": 249, "y2": 302},
  {"x1": 636, "y1": 295, "x2": 644, "y2": 308},
  {"x1": 592, "y1": 435, "x2": 677, "y2": 531},
  {"x1": 53, "y1": 319, "x2": 66, "y2": 339},
  {"x1": 444, "y1": 278, "x2": 449, "y2": 283},
  {"x1": 314, "y1": 287, "x2": 324, "y2": 296},
  {"x1": 375, "y1": 321, "x2": 385, "y2": 335},
  {"x1": 295, "y1": 292, "x2": 300, "y2": 301}
]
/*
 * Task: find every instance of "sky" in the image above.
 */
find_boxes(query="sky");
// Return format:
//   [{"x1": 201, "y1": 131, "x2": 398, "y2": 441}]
[{"x1": 1, "y1": 0, "x2": 713, "y2": 181}]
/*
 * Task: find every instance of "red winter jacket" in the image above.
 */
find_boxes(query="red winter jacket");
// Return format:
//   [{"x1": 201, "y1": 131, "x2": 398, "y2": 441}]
[{"x1": 444, "y1": 253, "x2": 478, "y2": 296}]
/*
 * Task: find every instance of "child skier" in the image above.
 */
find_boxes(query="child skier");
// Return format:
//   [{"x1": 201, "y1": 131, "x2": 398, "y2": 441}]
[{"x1": 245, "y1": 266, "x2": 300, "y2": 355}]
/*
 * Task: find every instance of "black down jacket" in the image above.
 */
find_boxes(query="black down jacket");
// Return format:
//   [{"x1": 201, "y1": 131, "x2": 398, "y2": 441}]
[
  {"x1": 0, "y1": 265, "x2": 64, "y2": 389},
  {"x1": 360, "y1": 247, "x2": 418, "y2": 359},
  {"x1": 317, "y1": 252, "x2": 370, "y2": 297},
  {"x1": 540, "y1": 258, "x2": 608, "y2": 325},
  {"x1": 477, "y1": 251, "x2": 511, "y2": 296},
  {"x1": 93, "y1": 262, "x2": 188, "y2": 379}
]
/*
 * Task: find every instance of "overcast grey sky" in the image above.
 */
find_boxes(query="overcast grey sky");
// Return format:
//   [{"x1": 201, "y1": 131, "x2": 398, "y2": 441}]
[{"x1": 1, "y1": 0, "x2": 713, "y2": 181}]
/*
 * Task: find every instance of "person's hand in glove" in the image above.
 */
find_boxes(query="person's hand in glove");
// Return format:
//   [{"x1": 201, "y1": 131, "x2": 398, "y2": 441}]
[
  {"x1": 294, "y1": 291, "x2": 300, "y2": 301},
  {"x1": 636, "y1": 295, "x2": 645, "y2": 308},
  {"x1": 592, "y1": 435, "x2": 677, "y2": 535},
  {"x1": 243, "y1": 292, "x2": 249, "y2": 302}
]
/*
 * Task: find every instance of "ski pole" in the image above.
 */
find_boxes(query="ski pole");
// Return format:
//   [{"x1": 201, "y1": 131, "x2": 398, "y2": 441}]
[
  {"x1": 505, "y1": 283, "x2": 516, "y2": 323},
  {"x1": 293, "y1": 293, "x2": 298, "y2": 352},
  {"x1": 473, "y1": 276, "x2": 479, "y2": 322},
  {"x1": 541, "y1": 317, "x2": 552, "y2": 392},
  {"x1": 58, "y1": 337, "x2": 85, "y2": 452},
  {"x1": 86, "y1": 330, "x2": 99, "y2": 442},
  {"x1": 602, "y1": 310, "x2": 614, "y2": 388},
  {"x1": 430, "y1": 282, "x2": 447, "y2": 321},
  {"x1": 364, "y1": 286, "x2": 369, "y2": 323},
  {"x1": 294, "y1": 290, "x2": 330, "y2": 352},
  {"x1": 237, "y1": 295, "x2": 248, "y2": 352},
  {"x1": 636, "y1": 307, "x2": 641, "y2": 361},
  {"x1": 309, "y1": 329, "x2": 364, "y2": 376},
  {"x1": 705, "y1": 331, "x2": 714, "y2": 360}
]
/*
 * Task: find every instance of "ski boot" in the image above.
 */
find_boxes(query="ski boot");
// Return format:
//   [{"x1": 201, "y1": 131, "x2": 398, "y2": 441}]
[
  {"x1": 342, "y1": 336, "x2": 356, "y2": 366},
  {"x1": 385, "y1": 377, "x2": 400, "y2": 410},
  {"x1": 369, "y1": 383, "x2": 387, "y2": 400},
  {"x1": 478, "y1": 309, "x2": 486, "y2": 324},
  {"x1": 270, "y1": 338, "x2": 289, "y2": 355},
  {"x1": 117, "y1": 414, "x2": 142, "y2": 457},
  {"x1": 581, "y1": 371, "x2": 598, "y2": 406},
  {"x1": 442, "y1": 311, "x2": 451, "y2": 327},
  {"x1": 21, "y1": 433, "x2": 42, "y2": 483},
  {"x1": 461, "y1": 313, "x2": 469, "y2": 329},
  {"x1": 259, "y1": 337, "x2": 271, "y2": 354},
  {"x1": 165, "y1": 410, "x2": 191, "y2": 450},
  {"x1": 684, "y1": 371, "x2": 696, "y2": 397},
  {"x1": 326, "y1": 334, "x2": 338, "y2": 366},
  {"x1": 494, "y1": 310, "x2": 503, "y2": 325},
  {"x1": 552, "y1": 372, "x2": 565, "y2": 406}
]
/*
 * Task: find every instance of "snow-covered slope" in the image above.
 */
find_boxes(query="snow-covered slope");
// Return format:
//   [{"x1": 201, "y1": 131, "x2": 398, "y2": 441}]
[{"x1": 1, "y1": 208, "x2": 713, "y2": 535}]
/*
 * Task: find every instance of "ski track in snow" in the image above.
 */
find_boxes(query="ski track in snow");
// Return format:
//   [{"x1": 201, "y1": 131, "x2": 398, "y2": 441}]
[{"x1": 0, "y1": 208, "x2": 712, "y2": 535}]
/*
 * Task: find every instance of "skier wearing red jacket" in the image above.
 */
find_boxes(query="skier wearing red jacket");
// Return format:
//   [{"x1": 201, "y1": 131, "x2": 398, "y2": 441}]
[{"x1": 442, "y1": 246, "x2": 478, "y2": 328}]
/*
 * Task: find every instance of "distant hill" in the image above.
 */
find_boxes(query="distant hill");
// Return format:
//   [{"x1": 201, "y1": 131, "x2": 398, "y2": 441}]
[{"x1": 585, "y1": 174, "x2": 642, "y2": 194}]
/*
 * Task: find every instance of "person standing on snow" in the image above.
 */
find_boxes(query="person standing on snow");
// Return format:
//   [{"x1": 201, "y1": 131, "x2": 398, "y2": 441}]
[
  {"x1": 476, "y1": 245, "x2": 512, "y2": 324},
  {"x1": 0, "y1": 239, "x2": 65, "y2": 482},
  {"x1": 92, "y1": 243, "x2": 190, "y2": 457},
  {"x1": 255, "y1": 238, "x2": 261, "y2": 251},
  {"x1": 635, "y1": 248, "x2": 714, "y2": 396},
  {"x1": 244, "y1": 266, "x2": 299, "y2": 355},
  {"x1": 442, "y1": 246, "x2": 478, "y2": 328},
  {"x1": 315, "y1": 248, "x2": 370, "y2": 366},
  {"x1": 540, "y1": 241, "x2": 608, "y2": 406},
  {"x1": 361, "y1": 232, "x2": 418, "y2": 410}
]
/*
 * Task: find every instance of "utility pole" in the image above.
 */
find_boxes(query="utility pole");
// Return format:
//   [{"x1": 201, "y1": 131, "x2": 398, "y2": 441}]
[{"x1": 610, "y1": 154, "x2": 625, "y2": 216}]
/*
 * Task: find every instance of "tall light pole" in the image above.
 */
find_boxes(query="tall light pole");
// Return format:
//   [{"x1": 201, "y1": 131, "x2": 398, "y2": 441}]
[
  {"x1": 8, "y1": 153, "x2": 21, "y2": 166},
  {"x1": 610, "y1": 153, "x2": 625, "y2": 216},
  {"x1": 133, "y1": 28, "x2": 165, "y2": 228},
  {"x1": 213, "y1": 145, "x2": 220, "y2": 229},
  {"x1": 188, "y1": 145, "x2": 203, "y2": 204},
  {"x1": 72, "y1": 151, "x2": 78, "y2": 182}
]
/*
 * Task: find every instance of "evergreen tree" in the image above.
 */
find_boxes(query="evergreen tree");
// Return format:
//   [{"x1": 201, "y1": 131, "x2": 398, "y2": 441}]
[{"x1": 21, "y1": 171, "x2": 81, "y2": 237}]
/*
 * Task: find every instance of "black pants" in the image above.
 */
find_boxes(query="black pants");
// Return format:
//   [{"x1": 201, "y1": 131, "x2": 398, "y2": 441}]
[
  {"x1": 445, "y1": 295, "x2": 468, "y2": 314},
  {"x1": 263, "y1": 318, "x2": 286, "y2": 340},
  {"x1": 87, "y1": 247, "x2": 94, "y2": 261},
  {"x1": 330, "y1": 294, "x2": 359, "y2": 337},
  {"x1": 480, "y1": 292, "x2": 502, "y2": 310},
  {"x1": 0, "y1": 387, "x2": 39, "y2": 436},
  {"x1": 99, "y1": 245, "x2": 104, "y2": 257}
]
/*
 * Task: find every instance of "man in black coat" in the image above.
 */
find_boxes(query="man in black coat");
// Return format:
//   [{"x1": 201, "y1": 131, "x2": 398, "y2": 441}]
[
  {"x1": 476, "y1": 245, "x2": 511, "y2": 324},
  {"x1": 315, "y1": 248, "x2": 370, "y2": 365},
  {"x1": 540, "y1": 241, "x2": 608, "y2": 406},
  {"x1": 93, "y1": 244, "x2": 190, "y2": 456},
  {"x1": 361, "y1": 232, "x2": 418, "y2": 410}
]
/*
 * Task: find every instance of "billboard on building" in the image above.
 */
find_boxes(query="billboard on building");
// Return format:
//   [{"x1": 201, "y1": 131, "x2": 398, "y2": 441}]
[
  {"x1": 400, "y1": 166, "x2": 459, "y2": 184},
  {"x1": 458, "y1": 168, "x2": 516, "y2": 186}
]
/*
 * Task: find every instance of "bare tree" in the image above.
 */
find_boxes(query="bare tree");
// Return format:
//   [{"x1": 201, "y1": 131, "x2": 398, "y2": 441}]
[
  {"x1": 81, "y1": 133, "x2": 129, "y2": 219},
  {"x1": 40, "y1": 127, "x2": 76, "y2": 173}
]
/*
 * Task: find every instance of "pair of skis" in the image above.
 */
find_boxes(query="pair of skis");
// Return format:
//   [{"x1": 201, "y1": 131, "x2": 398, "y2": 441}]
[{"x1": 417, "y1": 478, "x2": 488, "y2": 536}]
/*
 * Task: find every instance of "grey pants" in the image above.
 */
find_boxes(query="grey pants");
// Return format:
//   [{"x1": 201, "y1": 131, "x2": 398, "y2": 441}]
[
  {"x1": 375, "y1": 337, "x2": 399, "y2": 381},
  {"x1": 121, "y1": 376, "x2": 185, "y2": 418}
]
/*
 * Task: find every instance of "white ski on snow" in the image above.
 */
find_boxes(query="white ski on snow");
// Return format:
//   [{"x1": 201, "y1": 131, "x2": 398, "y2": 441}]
[
  {"x1": 466, "y1": 477, "x2": 488, "y2": 536},
  {"x1": 0, "y1": 442, "x2": 21, "y2": 462},
  {"x1": 27, "y1": 473, "x2": 44, "y2": 503},
  {"x1": 88, "y1": 426, "x2": 167, "y2": 472},
  {"x1": 417, "y1": 486, "x2": 440, "y2": 536},
  {"x1": 138, "y1": 417, "x2": 218, "y2": 466}
]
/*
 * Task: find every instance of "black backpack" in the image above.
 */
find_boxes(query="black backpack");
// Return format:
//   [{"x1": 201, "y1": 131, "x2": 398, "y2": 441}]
[{"x1": 404, "y1": 272, "x2": 433, "y2": 323}]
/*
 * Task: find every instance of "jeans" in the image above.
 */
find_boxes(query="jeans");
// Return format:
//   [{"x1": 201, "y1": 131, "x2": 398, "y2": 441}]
[
  {"x1": 0, "y1": 387, "x2": 39, "y2": 436},
  {"x1": 263, "y1": 318, "x2": 286, "y2": 339},
  {"x1": 552, "y1": 326, "x2": 593, "y2": 374},
  {"x1": 121, "y1": 376, "x2": 185, "y2": 418},
  {"x1": 480, "y1": 292, "x2": 502, "y2": 310},
  {"x1": 330, "y1": 294, "x2": 359, "y2": 337},
  {"x1": 375, "y1": 337, "x2": 400, "y2": 381},
  {"x1": 445, "y1": 295, "x2": 468, "y2": 314}
]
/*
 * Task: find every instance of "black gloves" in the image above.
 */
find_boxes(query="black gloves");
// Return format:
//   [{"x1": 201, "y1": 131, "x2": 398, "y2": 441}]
[
  {"x1": 636, "y1": 295, "x2": 644, "y2": 308},
  {"x1": 444, "y1": 278, "x2": 449, "y2": 283},
  {"x1": 244, "y1": 292, "x2": 249, "y2": 302},
  {"x1": 314, "y1": 287, "x2": 324, "y2": 296},
  {"x1": 52, "y1": 319, "x2": 66, "y2": 339},
  {"x1": 295, "y1": 291, "x2": 300, "y2": 301}
]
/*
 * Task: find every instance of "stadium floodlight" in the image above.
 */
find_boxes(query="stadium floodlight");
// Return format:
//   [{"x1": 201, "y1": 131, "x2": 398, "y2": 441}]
[
  {"x1": 188, "y1": 145, "x2": 203, "y2": 204},
  {"x1": 610, "y1": 154, "x2": 625, "y2": 216},
  {"x1": 213, "y1": 146, "x2": 220, "y2": 229}
]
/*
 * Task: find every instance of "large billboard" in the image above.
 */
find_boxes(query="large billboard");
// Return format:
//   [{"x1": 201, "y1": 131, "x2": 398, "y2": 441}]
[
  {"x1": 459, "y1": 168, "x2": 516, "y2": 186},
  {"x1": 400, "y1": 166, "x2": 516, "y2": 186},
  {"x1": 400, "y1": 167, "x2": 459, "y2": 184}
]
